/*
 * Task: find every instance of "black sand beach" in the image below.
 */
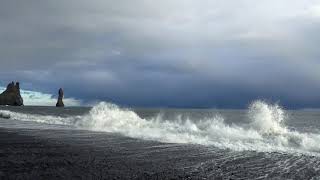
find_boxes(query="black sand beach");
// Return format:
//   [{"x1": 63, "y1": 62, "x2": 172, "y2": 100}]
[
  {"x1": 1, "y1": 127, "x2": 319, "y2": 180},
  {"x1": 2, "y1": 0, "x2": 320, "y2": 179},
  {"x1": 0, "y1": 128, "x2": 210, "y2": 179},
  {"x1": 1, "y1": 105, "x2": 320, "y2": 179}
]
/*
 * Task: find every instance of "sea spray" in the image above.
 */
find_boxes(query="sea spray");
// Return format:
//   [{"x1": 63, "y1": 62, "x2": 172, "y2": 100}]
[
  {"x1": 248, "y1": 100, "x2": 288, "y2": 134},
  {"x1": 1, "y1": 101, "x2": 320, "y2": 155},
  {"x1": 78, "y1": 102, "x2": 219, "y2": 144}
]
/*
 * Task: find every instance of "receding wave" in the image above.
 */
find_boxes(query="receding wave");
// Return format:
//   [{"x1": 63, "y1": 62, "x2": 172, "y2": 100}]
[
  {"x1": 0, "y1": 110, "x2": 81, "y2": 125},
  {"x1": 1, "y1": 100, "x2": 320, "y2": 156}
]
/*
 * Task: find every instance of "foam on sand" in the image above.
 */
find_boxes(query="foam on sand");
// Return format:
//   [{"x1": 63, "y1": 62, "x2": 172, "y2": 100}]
[{"x1": 1, "y1": 100, "x2": 320, "y2": 156}]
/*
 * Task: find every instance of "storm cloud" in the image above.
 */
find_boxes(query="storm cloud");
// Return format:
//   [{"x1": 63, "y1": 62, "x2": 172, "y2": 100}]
[{"x1": 1, "y1": 0, "x2": 320, "y2": 108}]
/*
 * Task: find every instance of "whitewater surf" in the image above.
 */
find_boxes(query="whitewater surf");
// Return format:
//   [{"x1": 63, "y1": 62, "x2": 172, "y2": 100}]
[{"x1": 1, "y1": 100, "x2": 320, "y2": 156}]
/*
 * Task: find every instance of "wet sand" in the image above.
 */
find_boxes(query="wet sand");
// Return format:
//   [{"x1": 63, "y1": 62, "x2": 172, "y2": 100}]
[
  {"x1": 1, "y1": 127, "x2": 318, "y2": 180},
  {"x1": 0, "y1": 128, "x2": 209, "y2": 180}
]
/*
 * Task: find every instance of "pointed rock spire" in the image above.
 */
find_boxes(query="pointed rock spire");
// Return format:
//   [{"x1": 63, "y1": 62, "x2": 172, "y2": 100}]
[{"x1": 56, "y1": 88, "x2": 65, "y2": 107}]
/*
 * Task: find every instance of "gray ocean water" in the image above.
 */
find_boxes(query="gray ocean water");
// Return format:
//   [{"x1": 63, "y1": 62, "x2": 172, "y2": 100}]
[{"x1": 1, "y1": 101, "x2": 320, "y2": 179}]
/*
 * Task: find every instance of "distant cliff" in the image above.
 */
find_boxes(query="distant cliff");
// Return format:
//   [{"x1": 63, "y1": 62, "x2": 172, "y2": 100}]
[{"x1": 0, "y1": 82, "x2": 24, "y2": 106}]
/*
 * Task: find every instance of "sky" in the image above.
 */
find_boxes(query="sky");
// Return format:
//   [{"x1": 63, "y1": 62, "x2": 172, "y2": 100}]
[{"x1": 0, "y1": 0, "x2": 320, "y2": 108}]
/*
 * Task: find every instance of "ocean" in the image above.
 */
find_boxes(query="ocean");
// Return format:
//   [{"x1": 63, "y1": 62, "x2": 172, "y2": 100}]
[{"x1": 0, "y1": 100, "x2": 320, "y2": 179}]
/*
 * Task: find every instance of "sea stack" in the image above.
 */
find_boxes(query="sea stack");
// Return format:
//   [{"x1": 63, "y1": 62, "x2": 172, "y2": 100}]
[
  {"x1": 56, "y1": 88, "x2": 65, "y2": 107},
  {"x1": 0, "y1": 81, "x2": 24, "y2": 106}
]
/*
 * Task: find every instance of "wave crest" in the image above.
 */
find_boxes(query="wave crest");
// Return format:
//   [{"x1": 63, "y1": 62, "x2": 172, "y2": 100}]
[
  {"x1": 1, "y1": 100, "x2": 320, "y2": 156},
  {"x1": 248, "y1": 100, "x2": 287, "y2": 134}
]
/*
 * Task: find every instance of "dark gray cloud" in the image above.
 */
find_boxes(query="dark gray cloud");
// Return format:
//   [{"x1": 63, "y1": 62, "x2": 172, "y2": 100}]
[{"x1": 1, "y1": 0, "x2": 320, "y2": 108}]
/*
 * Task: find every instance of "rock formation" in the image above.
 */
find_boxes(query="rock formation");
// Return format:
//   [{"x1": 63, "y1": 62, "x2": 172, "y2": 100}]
[
  {"x1": 0, "y1": 81, "x2": 24, "y2": 106},
  {"x1": 56, "y1": 88, "x2": 64, "y2": 107}
]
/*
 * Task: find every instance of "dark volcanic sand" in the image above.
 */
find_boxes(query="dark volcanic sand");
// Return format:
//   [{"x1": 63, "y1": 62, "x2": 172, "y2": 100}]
[
  {"x1": 1, "y1": 106, "x2": 320, "y2": 179},
  {"x1": 1, "y1": 127, "x2": 319, "y2": 180},
  {"x1": 0, "y1": 128, "x2": 212, "y2": 180}
]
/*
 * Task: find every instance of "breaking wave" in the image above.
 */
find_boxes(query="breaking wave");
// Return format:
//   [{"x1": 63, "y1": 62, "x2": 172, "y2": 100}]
[{"x1": 1, "y1": 100, "x2": 320, "y2": 156}]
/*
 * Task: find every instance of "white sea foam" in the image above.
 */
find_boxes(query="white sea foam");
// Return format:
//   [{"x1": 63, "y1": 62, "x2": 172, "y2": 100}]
[
  {"x1": 248, "y1": 100, "x2": 287, "y2": 134},
  {"x1": 0, "y1": 110, "x2": 80, "y2": 125},
  {"x1": 1, "y1": 100, "x2": 320, "y2": 156}
]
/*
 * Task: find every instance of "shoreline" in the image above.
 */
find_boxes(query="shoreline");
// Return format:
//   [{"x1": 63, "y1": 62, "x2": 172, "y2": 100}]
[
  {"x1": 1, "y1": 106, "x2": 320, "y2": 179},
  {"x1": 0, "y1": 127, "x2": 205, "y2": 179}
]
